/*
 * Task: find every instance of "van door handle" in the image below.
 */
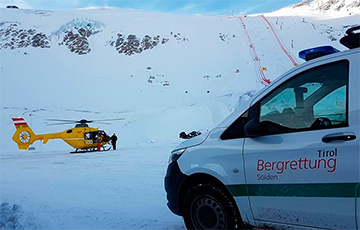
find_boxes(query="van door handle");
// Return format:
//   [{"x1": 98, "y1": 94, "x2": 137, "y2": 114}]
[{"x1": 322, "y1": 133, "x2": 356, "y2": 143}]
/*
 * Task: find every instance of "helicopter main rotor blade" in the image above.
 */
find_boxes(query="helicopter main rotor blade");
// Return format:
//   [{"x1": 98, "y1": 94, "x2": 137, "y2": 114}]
[
  {"x1": 91, "y1": 118, "x2": 125, "y2": 122},
  {"x1": 46, "y1": 119, "x2": 80, "y2": 123},
  {"x1": 45, "y1": 118, "x2": 125, "y2": 125},
  {"x1": 46, "y1": 122, "x2": 78, "y2": 126},
  {"x1": 46, "y1": 119, "x2": 94, "y2": 124}
]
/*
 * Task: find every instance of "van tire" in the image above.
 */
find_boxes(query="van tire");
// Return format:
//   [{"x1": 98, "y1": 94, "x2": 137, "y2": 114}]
[{"x1": 182, "y1": 183, "x2": 242, "y2": 230}]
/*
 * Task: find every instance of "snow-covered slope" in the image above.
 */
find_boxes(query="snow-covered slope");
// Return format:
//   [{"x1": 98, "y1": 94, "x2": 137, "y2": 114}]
[
  {"x1": 1, "y1": 5, "x2": 359, "y2": 151},
  {"x1": 0, "y1": 3, "x2": 359, "y2": 229}
]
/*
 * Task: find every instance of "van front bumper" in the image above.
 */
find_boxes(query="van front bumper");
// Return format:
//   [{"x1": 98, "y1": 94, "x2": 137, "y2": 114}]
[{"x1": 164, "y1": 160, "x2": 187, "y2": 216}]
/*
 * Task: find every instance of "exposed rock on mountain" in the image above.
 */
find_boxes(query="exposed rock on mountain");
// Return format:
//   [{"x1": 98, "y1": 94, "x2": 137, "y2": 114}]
[
  {"x1": 6, "y1": 5, "x2": 19, "y2": 9},
  {"x1": 59, "y1": 28, "x2": 92, "y2": 55},
  {"x1": 107, "y1": 32, "x2": 187, "y2": 56},
  {"x1": 171, "y1": 32, "x2": 188, "y2": 42},
  {"x1": 55, "y1": 18, "x2": 104, "y2": 55},
  {"x1": 0, "y1": 22, "x2": 50, "y2": 49},
  {"x1": 317, "y1": 0, "x2": 360, "y2": 11},
  {"x1": 292, "y1": 0, "x2": 360, "y2": 12},
  {"x1": 0, "y1": 15, "x2": 189, "y2": 56},
  {"x1": 219, "y1": 33, "x2": 236, "y2": 43},
  {"x1": 108, "y1": 34, "x2": 163, "y2": 56}
]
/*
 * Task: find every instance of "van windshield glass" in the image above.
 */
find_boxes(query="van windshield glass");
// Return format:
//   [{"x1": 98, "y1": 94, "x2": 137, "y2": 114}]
[{"x1": 259, "y1": 60, "x2": 348, "y2": 134}]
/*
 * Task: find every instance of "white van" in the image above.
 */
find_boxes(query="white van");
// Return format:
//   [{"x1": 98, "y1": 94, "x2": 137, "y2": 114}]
[{"x1": 165, "y1": 26, "x2": 360, "y2": 230}]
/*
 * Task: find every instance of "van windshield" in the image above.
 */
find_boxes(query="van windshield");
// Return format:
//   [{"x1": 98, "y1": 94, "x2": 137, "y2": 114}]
[{"x1": 260, "y1": 60, "x2": 348, "y2": 133}]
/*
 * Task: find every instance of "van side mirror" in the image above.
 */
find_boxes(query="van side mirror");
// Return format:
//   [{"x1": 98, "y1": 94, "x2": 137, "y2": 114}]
[{"x1": 244, "y1": 118, "x2": 262, "y2": 137}]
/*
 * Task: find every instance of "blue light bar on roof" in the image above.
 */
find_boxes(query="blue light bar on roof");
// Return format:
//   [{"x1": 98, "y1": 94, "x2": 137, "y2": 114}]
[{"x1": 299, "y1": 46, "x2": 340, "y2": 61}]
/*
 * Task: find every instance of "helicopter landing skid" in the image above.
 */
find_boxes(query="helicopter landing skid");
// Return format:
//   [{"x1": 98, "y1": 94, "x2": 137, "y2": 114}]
[{"x1": 70, "y1": 145, "x2": 112, "y2": 154}]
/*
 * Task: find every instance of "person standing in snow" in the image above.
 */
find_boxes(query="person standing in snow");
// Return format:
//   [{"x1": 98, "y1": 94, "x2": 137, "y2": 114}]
[
  {"x1": 96, "y1": 135, "x2": 102, "y2": 151},
  {"x1": 110, "y1": 133, "x2": 118, "y2": 150}
]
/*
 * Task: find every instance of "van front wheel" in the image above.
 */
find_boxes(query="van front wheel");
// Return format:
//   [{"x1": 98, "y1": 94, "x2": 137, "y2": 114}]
[{"x1": 182, "y1": 183, "x2": 242, "y2": 230}]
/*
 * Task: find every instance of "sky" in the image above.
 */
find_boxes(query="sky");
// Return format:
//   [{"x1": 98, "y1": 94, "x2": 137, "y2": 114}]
[{"x1": 0, "y1": 0, "x2": 302, "y2": 15}]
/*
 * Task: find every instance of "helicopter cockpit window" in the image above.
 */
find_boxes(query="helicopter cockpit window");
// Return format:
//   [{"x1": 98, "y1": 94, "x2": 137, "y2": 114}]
[
  {"x1": 86, "y1": 132, "x2": 99, "y2": 140},
  {"x1": 85, "y1": 133, "x2": 91, "y2": 139}
]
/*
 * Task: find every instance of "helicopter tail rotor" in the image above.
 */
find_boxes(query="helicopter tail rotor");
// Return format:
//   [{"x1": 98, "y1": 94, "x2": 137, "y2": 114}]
[{"x1": 11, "y1": 117, "x2": 37, "y2": 150}]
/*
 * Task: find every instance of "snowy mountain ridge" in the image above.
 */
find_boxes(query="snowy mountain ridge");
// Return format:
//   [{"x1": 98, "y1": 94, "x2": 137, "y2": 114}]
[
  {"x1": 1, "y1": 1, "x2": 359, "y2": 54},
  {"x1": 276, "y1": 0, "x2": 360, "y2": 16},
  {"x1": 295, "y1": 0, "x2": 360, "y2": 10}
]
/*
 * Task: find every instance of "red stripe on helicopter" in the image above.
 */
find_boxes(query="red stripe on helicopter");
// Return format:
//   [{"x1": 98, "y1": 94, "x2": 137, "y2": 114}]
[
  {"x1": 12, "y1": 117, "x2": 25, "y2": 121},
  {"x1": 14, "y1": 122, "x2": 28, "y2": 127}
]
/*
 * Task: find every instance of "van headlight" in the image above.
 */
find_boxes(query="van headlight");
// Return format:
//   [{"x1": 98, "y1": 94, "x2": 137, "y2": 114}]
[{"x1": 168, "y1": 148, "x2": 186, "y2": 164}]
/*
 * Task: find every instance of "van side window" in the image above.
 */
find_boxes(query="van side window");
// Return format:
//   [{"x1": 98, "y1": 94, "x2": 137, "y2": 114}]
[
  {"x1": 259, "y1": 60, "x2": 349, "y2": 135},
  {"x1": 221, "y1": 110, "x2": 248, "y2": 140}
]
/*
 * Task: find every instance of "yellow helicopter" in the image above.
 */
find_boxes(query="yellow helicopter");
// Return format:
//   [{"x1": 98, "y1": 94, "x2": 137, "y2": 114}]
[{"x1": 11, "y1": 117, "x2": 123, "y2": 153}]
